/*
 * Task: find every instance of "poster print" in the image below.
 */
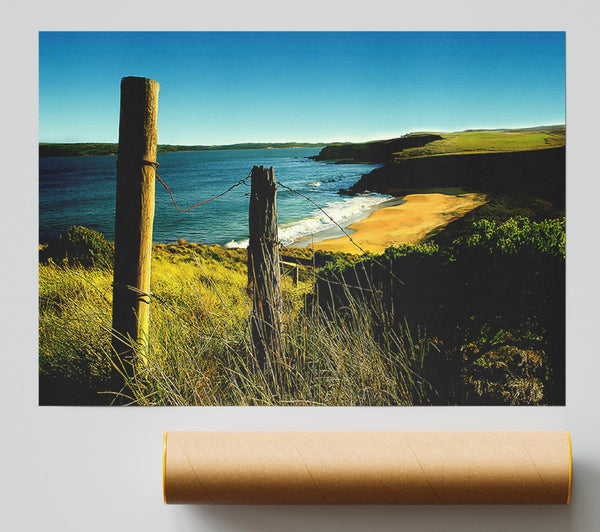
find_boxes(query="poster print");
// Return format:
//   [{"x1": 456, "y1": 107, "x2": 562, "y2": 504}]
[{"x1": 38, "y1": 32, "x2": 565, "y2": 406}]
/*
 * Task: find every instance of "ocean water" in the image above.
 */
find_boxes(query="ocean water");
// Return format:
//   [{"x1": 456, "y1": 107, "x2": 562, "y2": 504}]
[{"x1": 39, "y1": 147, "x2": 387, "y2": 247}]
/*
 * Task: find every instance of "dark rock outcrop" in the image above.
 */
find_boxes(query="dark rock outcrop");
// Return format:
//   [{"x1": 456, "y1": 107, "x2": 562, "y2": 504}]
[
  {"x1": 314, "y1": 134, "x2": 444, "y2": 163},
  {"x1": 346, "y1": 147, "x2": 565, "y2": 206}
]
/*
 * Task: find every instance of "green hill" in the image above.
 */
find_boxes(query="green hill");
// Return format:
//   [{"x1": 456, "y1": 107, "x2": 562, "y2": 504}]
[{"x1": 315, "y1": 125, "x2": 565, "y2": 164}]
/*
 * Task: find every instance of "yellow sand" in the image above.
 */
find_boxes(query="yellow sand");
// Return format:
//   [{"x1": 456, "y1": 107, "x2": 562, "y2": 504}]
[{"x1": 310, "y1": 193, "x2": 488, "y2": 254}]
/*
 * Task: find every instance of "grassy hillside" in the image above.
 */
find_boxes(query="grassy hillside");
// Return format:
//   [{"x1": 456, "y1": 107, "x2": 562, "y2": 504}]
[
  {"x1": 39, "y1": 215, "x2": 565, "y2": 407},
  {"x1": 313, "y1": 134, "x2": 443, "y2": 163},
  {"x1": 391, "y1": 125, "x2": 565, "y2": 160},
  {"x1": 316, "y1": 125, "x2": 565, "y2": 164}
]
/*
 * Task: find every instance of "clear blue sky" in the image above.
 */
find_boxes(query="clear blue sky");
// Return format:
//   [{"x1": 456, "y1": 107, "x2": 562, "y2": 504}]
[{"x1": 39, "y1": 32, "x2": 565, "y2": 145}]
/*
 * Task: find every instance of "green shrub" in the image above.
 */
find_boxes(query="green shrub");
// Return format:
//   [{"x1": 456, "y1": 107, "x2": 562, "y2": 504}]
[
  {"x1": 41, "y1": 226, "x2": 114, "y2": 268},
  {"x1": 313, "y1": 217, "x2": 566, "y2": 405},
  {"x1": 451, "y1": 216, "x2": 565, "y2": 258}
]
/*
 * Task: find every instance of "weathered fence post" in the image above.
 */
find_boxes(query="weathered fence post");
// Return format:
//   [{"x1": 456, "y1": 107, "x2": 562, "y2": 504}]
[
  {"x1": 111, "y1": 76, "x2": 159, "y2": 398},
  {"x1": 280, "y1": 261, "x2": 299, "y2": 286},
  {"x1": 248, "y1": 165, "x2": 283, "y2": 373}
]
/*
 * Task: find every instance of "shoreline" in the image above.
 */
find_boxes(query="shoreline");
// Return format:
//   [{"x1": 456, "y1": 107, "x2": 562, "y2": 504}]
[
  {"x1": 302, "y1": 192, "x2": 488, "y2": 254},
  {"x1": 288, "y1": 195, "x2": 404, "y2": 249},
  {"x1": 39, "y1": 191, "x2": 487, "y2": 254}
]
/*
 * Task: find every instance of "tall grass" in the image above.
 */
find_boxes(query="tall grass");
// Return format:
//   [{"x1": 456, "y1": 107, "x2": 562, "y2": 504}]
[
  {"x1": 39, "y1": 264, "x2": 114, "y2": 404},
  {"x1": 40, "y1": 222, "x2": 562, "y2": 407},
  {"x1": 39, "y1": 244, "x2": 431, "y2": 406},
  {"x1": 129, "y1": 277, "x2": 431, "y2": 406}
]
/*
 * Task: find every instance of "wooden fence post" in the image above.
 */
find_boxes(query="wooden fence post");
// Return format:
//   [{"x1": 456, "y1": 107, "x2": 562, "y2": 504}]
[
  {"x1": 248, "y1": 165, "x2": 283, "y2": 372},
  {"x1": 111, "y1": 76, "x2": 159, "y2": 398}
]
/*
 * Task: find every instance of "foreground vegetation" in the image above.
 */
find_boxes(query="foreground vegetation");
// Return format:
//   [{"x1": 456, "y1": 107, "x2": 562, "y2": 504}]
[
  {"x1": 317, "y1": 216, "x2": 565, "y2": 405},
  {"x1": 39, "y1": 236, "x2": 431, "y2": 405},
  {"x1": 39, "y1": 206, "x2": 565, "y2": 405}
]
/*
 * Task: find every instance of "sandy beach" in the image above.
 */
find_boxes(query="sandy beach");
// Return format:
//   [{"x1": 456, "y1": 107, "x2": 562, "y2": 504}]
[{"x1": 309, "y1": 192, "x2": 488, "y2": 254}]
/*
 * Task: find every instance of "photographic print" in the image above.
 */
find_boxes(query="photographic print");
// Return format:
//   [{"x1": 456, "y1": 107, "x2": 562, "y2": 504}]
[{"x1": 38, "y1": 31, "x2": 565, "y2": 406}]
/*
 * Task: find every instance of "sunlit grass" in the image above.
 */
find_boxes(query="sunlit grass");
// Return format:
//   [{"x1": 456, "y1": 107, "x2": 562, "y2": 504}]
[
  {"x1": 41, "y1": 243, "x2": 429, "y2": 406},
  {"x1": 393, "y1": 126, "x2": 565, "y2": 160},
  {"x1": 39, "y1": 232, "x2": 559, "y2": 406}
]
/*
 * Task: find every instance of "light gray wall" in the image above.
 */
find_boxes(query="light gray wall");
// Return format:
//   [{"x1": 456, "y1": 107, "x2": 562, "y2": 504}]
[{"x1": 3, "y1": 2, "x2": 599, "y2": 530}]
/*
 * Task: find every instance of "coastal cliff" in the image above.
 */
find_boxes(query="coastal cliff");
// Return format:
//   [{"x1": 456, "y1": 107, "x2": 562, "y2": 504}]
[
  {"x1": 314, "y1": 126, "x2": 565, "y2": 204},
  {"x1": 314, "y1": 133, "x2": 443, "y2": 163},
  {"x1": 345, "y1": 146, "x2": 565, "y2": 205}
]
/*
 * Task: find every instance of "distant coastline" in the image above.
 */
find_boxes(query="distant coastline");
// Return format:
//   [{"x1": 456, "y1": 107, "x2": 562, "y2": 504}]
[
  {"x1": 38, "y1": 141, "x2": 327, "y2": 158},
  {"x1": 40, "y1": 125, "x2": 566, "y2": 248}
]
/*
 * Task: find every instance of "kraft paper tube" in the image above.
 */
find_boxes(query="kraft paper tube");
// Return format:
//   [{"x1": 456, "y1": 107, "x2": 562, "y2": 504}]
[{"x1": 163, "y1": 431, "x2": 572, "y2": 505}]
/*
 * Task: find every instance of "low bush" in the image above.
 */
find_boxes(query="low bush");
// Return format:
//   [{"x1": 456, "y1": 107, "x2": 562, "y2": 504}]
[
  {"x1": 40, "y1": 226, "x2": 114, "y2": 268},
  {"x1": 314, "y1": 217, "x2": 566, "y2": 405}
]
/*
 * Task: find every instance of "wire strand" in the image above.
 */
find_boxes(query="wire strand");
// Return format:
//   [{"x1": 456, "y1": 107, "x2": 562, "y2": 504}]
[
  {"x1": 276, "y1": 180, "x2": 366, "y2": 254},
  {"x1": 117, "y1": 159, "x2": 250, "y2": 213},
  {"x1": 155, "y1": 172, "x2": 250, "y2": 213}
]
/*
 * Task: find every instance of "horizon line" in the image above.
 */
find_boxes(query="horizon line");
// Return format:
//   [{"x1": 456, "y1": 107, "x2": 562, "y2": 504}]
[{"x1": 38, "y1": 123, "x2": 566, "y2": 147}]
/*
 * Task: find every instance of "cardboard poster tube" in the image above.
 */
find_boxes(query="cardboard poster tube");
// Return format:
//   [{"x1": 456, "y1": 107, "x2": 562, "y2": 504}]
[{"x1": 163, "y1": 431, "x2": 572, "y2": 505}]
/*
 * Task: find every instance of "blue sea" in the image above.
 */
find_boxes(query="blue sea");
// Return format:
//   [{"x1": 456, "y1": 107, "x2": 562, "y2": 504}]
[{"x1": 39, "y1": 148, "x2": 388, "y2": 247}]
